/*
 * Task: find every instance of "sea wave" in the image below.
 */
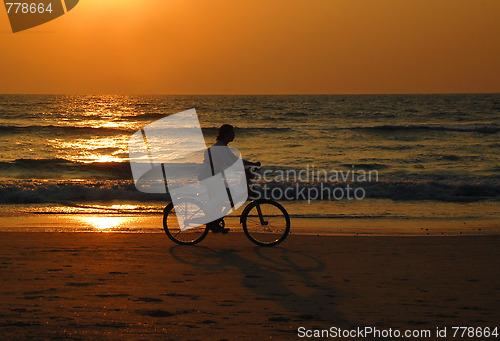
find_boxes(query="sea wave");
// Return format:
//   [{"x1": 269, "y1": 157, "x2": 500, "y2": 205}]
[
  {"x1": 0, "y1": 124, "x2": 134, "y2": 135},
  {"x1": 346, "y1": 124, "x2": 500, "y2": 134},
  {"x1": 0, "y1": 159, "x2": 132, "y2": 179},
  {"x1": 202, "y1": 126, "x2": 293, "y2": 135},
  {"x1": 250, "y1": 180, "x2": 500, "y2": 202},
  {"x1": 0, "y1": 178, "x2": 498, "y2": 204},
  {"x1": 0, "y1": 180, "x2": 165, "y2": 204},
  {"x1": 0, "y1": 124, "x2": 292, "y2": 136},
  {"x1": 4, "y1": 122, "x2": 495, "y2": 136}
]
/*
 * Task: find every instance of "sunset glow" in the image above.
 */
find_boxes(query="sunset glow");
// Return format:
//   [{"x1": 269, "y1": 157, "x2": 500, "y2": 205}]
[{"x1": 1, "y1": 0, "x2": 499, "y2": 94}]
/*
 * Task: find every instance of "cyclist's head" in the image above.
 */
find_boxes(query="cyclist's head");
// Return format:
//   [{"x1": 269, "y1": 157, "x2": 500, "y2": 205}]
[{"x1": 216, "y1": 124, "x2": 235, "y2": 144}]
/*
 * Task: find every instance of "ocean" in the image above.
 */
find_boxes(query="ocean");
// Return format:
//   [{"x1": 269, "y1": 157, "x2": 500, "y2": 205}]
[{"x1": 0, "y1": 94, "x2": 499, "y2": 232}]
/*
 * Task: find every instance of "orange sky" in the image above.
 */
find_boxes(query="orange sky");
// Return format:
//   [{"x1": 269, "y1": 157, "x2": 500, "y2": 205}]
[{"x1": 1, "y1": 0, "x2": 499, "y2": 94}]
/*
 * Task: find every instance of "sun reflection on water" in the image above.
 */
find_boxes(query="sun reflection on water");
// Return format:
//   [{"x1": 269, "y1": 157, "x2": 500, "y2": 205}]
[
  {"x1": 79, "y1": 216, "x2": 129, "y2": 231},
  {"x1": 48, "y1": 136, "x2": 129, "y2": 163}
]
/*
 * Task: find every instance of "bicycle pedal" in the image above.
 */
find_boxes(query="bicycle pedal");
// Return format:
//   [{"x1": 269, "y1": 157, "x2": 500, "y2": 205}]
[{"x1": 212, "y1": 227, "x2": 230, "y2": 234}]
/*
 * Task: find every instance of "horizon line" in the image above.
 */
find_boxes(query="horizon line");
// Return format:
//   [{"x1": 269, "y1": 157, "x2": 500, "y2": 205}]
[{"x1": 1, "y1": 92, "x2": 500, "y2": 96}]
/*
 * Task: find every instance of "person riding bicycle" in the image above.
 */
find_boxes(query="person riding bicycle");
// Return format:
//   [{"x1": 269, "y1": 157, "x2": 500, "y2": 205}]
[{"x1": 199, "y1": 124, "x2": 260, "y2": 233}]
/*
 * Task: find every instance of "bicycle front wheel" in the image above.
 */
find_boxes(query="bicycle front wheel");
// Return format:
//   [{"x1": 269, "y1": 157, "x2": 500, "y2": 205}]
[
  {"x1": 242, "y1": 200, "x2": 290, "y2": 247},
  {"x1": 163, "y1": 199, "x2": 209, "y2": 245}
]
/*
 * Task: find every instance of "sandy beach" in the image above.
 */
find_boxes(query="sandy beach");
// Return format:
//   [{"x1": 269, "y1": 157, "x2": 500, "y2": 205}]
[
  {"x1": 2, "y1": 0, "x2": 500, "y2": 338},
  {"x1": 0, "y1": 232, "x2": 499, "y2": 339}
]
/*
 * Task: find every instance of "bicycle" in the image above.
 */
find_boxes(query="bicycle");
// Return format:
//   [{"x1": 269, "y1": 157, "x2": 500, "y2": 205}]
[{"x1": 162, "y1": 168, "x2": 290, "y2": 247}]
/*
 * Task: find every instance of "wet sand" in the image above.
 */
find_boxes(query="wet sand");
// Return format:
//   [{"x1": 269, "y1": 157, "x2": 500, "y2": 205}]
[{"x1": 0, "y1": 232, "x2": 499, "y2": 339}]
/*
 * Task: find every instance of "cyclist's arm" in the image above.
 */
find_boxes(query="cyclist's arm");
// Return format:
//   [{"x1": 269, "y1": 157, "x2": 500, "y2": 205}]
[{"x1": 243, "y1": 160, "x2": 261, "y2": 167}]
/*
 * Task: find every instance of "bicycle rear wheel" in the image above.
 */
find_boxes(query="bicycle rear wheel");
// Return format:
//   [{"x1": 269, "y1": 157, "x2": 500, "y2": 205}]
[
  {"x1": 242, "y1": 200, "x2": 290, "y2": 247},
  {"x1": 163, "y1": 199, "x2": 209, "y2": 245}
]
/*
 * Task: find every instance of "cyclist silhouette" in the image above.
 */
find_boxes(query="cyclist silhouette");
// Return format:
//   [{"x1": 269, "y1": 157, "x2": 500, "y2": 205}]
[{"x1": 199, "y1": 124, "x2": 260, "y2": 233}]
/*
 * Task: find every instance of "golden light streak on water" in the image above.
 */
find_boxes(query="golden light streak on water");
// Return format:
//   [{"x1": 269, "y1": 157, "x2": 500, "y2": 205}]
[
  {"x1": 48, "y1": 137, "x2": 129, "y2": 163},
  {"x1": 78, "y1": 216, "x2": 129, "y2": 231}
]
